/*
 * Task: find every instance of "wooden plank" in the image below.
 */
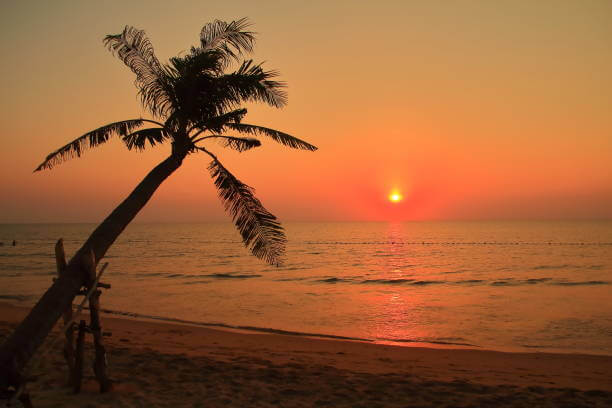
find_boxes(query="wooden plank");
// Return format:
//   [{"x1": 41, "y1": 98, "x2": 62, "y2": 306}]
[
  {"x1": 55, "y1": 238, "x2": 76, "y2": 388},
  {"x1": 83, "y1": 250, "x2": 112, "y2": 393}
]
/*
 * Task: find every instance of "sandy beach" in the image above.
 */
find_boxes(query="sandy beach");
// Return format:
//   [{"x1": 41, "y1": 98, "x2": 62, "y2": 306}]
[{"x1": 1, "y1": 302, "x2": 610, "y2": 407}]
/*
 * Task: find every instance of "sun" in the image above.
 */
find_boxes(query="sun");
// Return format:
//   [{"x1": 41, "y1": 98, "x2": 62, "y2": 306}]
[{"x1": 388, "y1": 190, "x2": 403, "y2": 203}]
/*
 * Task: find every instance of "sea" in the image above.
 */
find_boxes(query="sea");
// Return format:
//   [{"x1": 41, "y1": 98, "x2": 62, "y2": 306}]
[{"x1": 1, "y1": 221, "x2": 611, "y2": 355}]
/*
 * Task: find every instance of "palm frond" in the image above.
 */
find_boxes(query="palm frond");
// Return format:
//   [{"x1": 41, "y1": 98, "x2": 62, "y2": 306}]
[
  {"x1": 197, "y1": 108, "x2": 247, "y2": 133},
  {"x1": 200, "y1": 18, "x2": 255, "y2": 63},
  {"x1": 34, "y1": 119, "x2": 144, "y2": 171},
  {"x1": 208, "y1": 136, "x2": 261, "y2": 152},
  {"x1": 225, "y1": 123, "x2": 317, "y2": 151},
  {"x1": 221, "y1": 60, "x2": 288, "y2": 108},
  {"x1": 208, "y1": 159, "x2": 286, "y2": 265},
  {"x1": 122, "y1": 127, "x2": 169, "y2": 151},
  {"x1": 104, "y1": 27, "x2": 172, "y2": 117}
]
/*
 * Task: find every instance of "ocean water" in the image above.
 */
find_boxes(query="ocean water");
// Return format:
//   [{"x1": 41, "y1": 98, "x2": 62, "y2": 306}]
[{"x1": 0, "y1": 221, "x2": 611, "y2": 355}]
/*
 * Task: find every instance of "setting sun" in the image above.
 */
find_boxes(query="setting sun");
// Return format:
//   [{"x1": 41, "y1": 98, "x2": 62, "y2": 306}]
[{"x1": 389, "y1": 190, "x2": 403, "y2": 203}]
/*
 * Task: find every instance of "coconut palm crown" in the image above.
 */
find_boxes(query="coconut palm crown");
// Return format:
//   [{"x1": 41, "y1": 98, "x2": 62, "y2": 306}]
[{"x1": 35, "y1": 18, "x2": 316, "y2": 265}]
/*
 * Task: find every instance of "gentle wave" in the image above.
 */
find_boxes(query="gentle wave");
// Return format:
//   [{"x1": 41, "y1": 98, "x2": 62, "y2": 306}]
[
  {"x1": 412, "y1": 280, "x2": 445, "y2": 286},
  {"x1": 555, "y1": 281, "x2": 608, "y2": 286},
  {"x1": 274, "y1": 277, "x2": 309, "y2": 282},
  {"x1": 314, "y1": 277, "x2": 610, "y2": 287},
  {"x1": 525, "y1": 278, "x2": 553, "y2": 283},
  {"x1": 135, "y1": 272, "x2": 262, "y2": 280},
  {"x1": 377, "y1": 337, "x2": 478, "y2": 347},
  {"x1": 362, "y1": 278, "x2": 415, "y2": 284},
  {"x1": 203, "y1": 273, "x2": 262, "y2": 279},
  {"x1": 316, "y1": 277, "x2": 354, "y2": 284},
  {"x1": 456, "y1": 279, "x2": 485, "y2": 284},
  {"x1": 182, "y1": 280, "x2": 212, "y2": 285},
  {"x1": 534, "y1": 264, "x2": 570, "y2": 270},
  {"x1": 96, "y1": 307, "x2": 482, "y2": 349},
  {"x1": 0, "y1": 294, "x2": 36, "y2": 301},
  {"x1": 96, "y1": 307, "x2": 372, "y2": 342}
]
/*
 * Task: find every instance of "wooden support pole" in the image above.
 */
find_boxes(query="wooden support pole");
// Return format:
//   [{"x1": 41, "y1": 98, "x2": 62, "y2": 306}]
[
  {"x1": 55, "y1": 238, "x2": 76, "y2": 388},
  {"x1": 73, "y1": 320, "x2": 86, "y2": 394},
  {"x1": 89, "y1": 289, "x2": 111, "y2": 392},
  {"x1": 12, "y1": 381, "x2": 34, "y2": 408},
  {"x1": 18, "y1": 390, "x2": 33, "y2": 408},
  {"x1": 82, "y1": 250, "x2": 112, "y2": 393}
]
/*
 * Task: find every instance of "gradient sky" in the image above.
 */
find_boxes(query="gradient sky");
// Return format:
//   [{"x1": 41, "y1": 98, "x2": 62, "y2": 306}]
[{"x1": 1, "y1": 0, "x2": 611, "y2": 222}]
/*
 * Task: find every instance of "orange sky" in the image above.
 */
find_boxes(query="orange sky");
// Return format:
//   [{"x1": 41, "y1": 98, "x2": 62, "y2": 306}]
[{"x1": 1, "y1": 1, "x2": 611, "y2": 222}]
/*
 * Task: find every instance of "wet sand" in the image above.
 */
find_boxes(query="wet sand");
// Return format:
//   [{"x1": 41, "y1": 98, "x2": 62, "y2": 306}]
[{"x1": 1, "y1": 302, "x2": 611, "y2": 407}]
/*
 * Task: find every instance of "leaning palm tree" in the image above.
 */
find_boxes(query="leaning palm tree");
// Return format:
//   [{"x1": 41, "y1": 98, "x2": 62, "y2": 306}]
[{"x1": 0, "y1": 18, "x2": 316, "y2": 390}]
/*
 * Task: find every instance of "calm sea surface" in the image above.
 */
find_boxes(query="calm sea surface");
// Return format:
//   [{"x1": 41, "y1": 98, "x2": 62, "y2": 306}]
[{"x1": 1, "y1": 221, "x2": 611, "y2": 355}]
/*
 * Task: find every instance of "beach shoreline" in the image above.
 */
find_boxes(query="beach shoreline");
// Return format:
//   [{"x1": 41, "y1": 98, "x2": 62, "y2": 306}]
[{"x1": 1, "y1": 301, "x2": 611, "y2": 407}]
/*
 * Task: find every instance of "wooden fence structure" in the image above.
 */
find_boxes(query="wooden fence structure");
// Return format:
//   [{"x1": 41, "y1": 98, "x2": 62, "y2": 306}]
[{"x1": 5, "y1": 239, "x2": 112, "y2": 407}]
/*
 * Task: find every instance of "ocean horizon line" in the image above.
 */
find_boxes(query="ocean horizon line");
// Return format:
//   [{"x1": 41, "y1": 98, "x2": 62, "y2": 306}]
[{"x1": 1, "y1": 219, "x2": 612, "y2": 225}]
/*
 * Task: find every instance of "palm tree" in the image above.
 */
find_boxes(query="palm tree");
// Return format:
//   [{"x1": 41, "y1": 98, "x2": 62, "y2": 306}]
[{"x1": 0, "y1": 18, "x2": 316, "y2": 390}]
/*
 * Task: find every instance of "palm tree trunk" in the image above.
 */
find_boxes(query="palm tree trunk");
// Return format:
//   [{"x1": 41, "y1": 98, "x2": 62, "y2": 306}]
[{"x1": 0, "y1": 149, "x2": 187, "y2": 389}]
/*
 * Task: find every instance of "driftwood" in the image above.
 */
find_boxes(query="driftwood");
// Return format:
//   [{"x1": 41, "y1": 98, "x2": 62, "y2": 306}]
[{"x1": 55, "y1": 239, "x2": 76, "y2": 388}]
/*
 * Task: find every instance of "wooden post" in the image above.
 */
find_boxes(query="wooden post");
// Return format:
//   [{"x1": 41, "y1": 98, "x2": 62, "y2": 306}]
[
  {"x1": 55, "y1": 239, "x2": 76, "y2": 387},
  {"x1": 18, "y1": 390, "x2": 33, "y2": 408},
  {"x1": 73, "y1": 320, "x2": 86, "y2": 394},
  {"x1": 82, "y1": 250, "x2": 112, "y2": 393}
]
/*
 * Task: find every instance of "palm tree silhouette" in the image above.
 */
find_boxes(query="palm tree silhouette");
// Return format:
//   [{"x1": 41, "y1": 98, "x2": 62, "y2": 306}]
[{"x1": 0, "y1": 18, "x2": 316, "y2": 389}]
